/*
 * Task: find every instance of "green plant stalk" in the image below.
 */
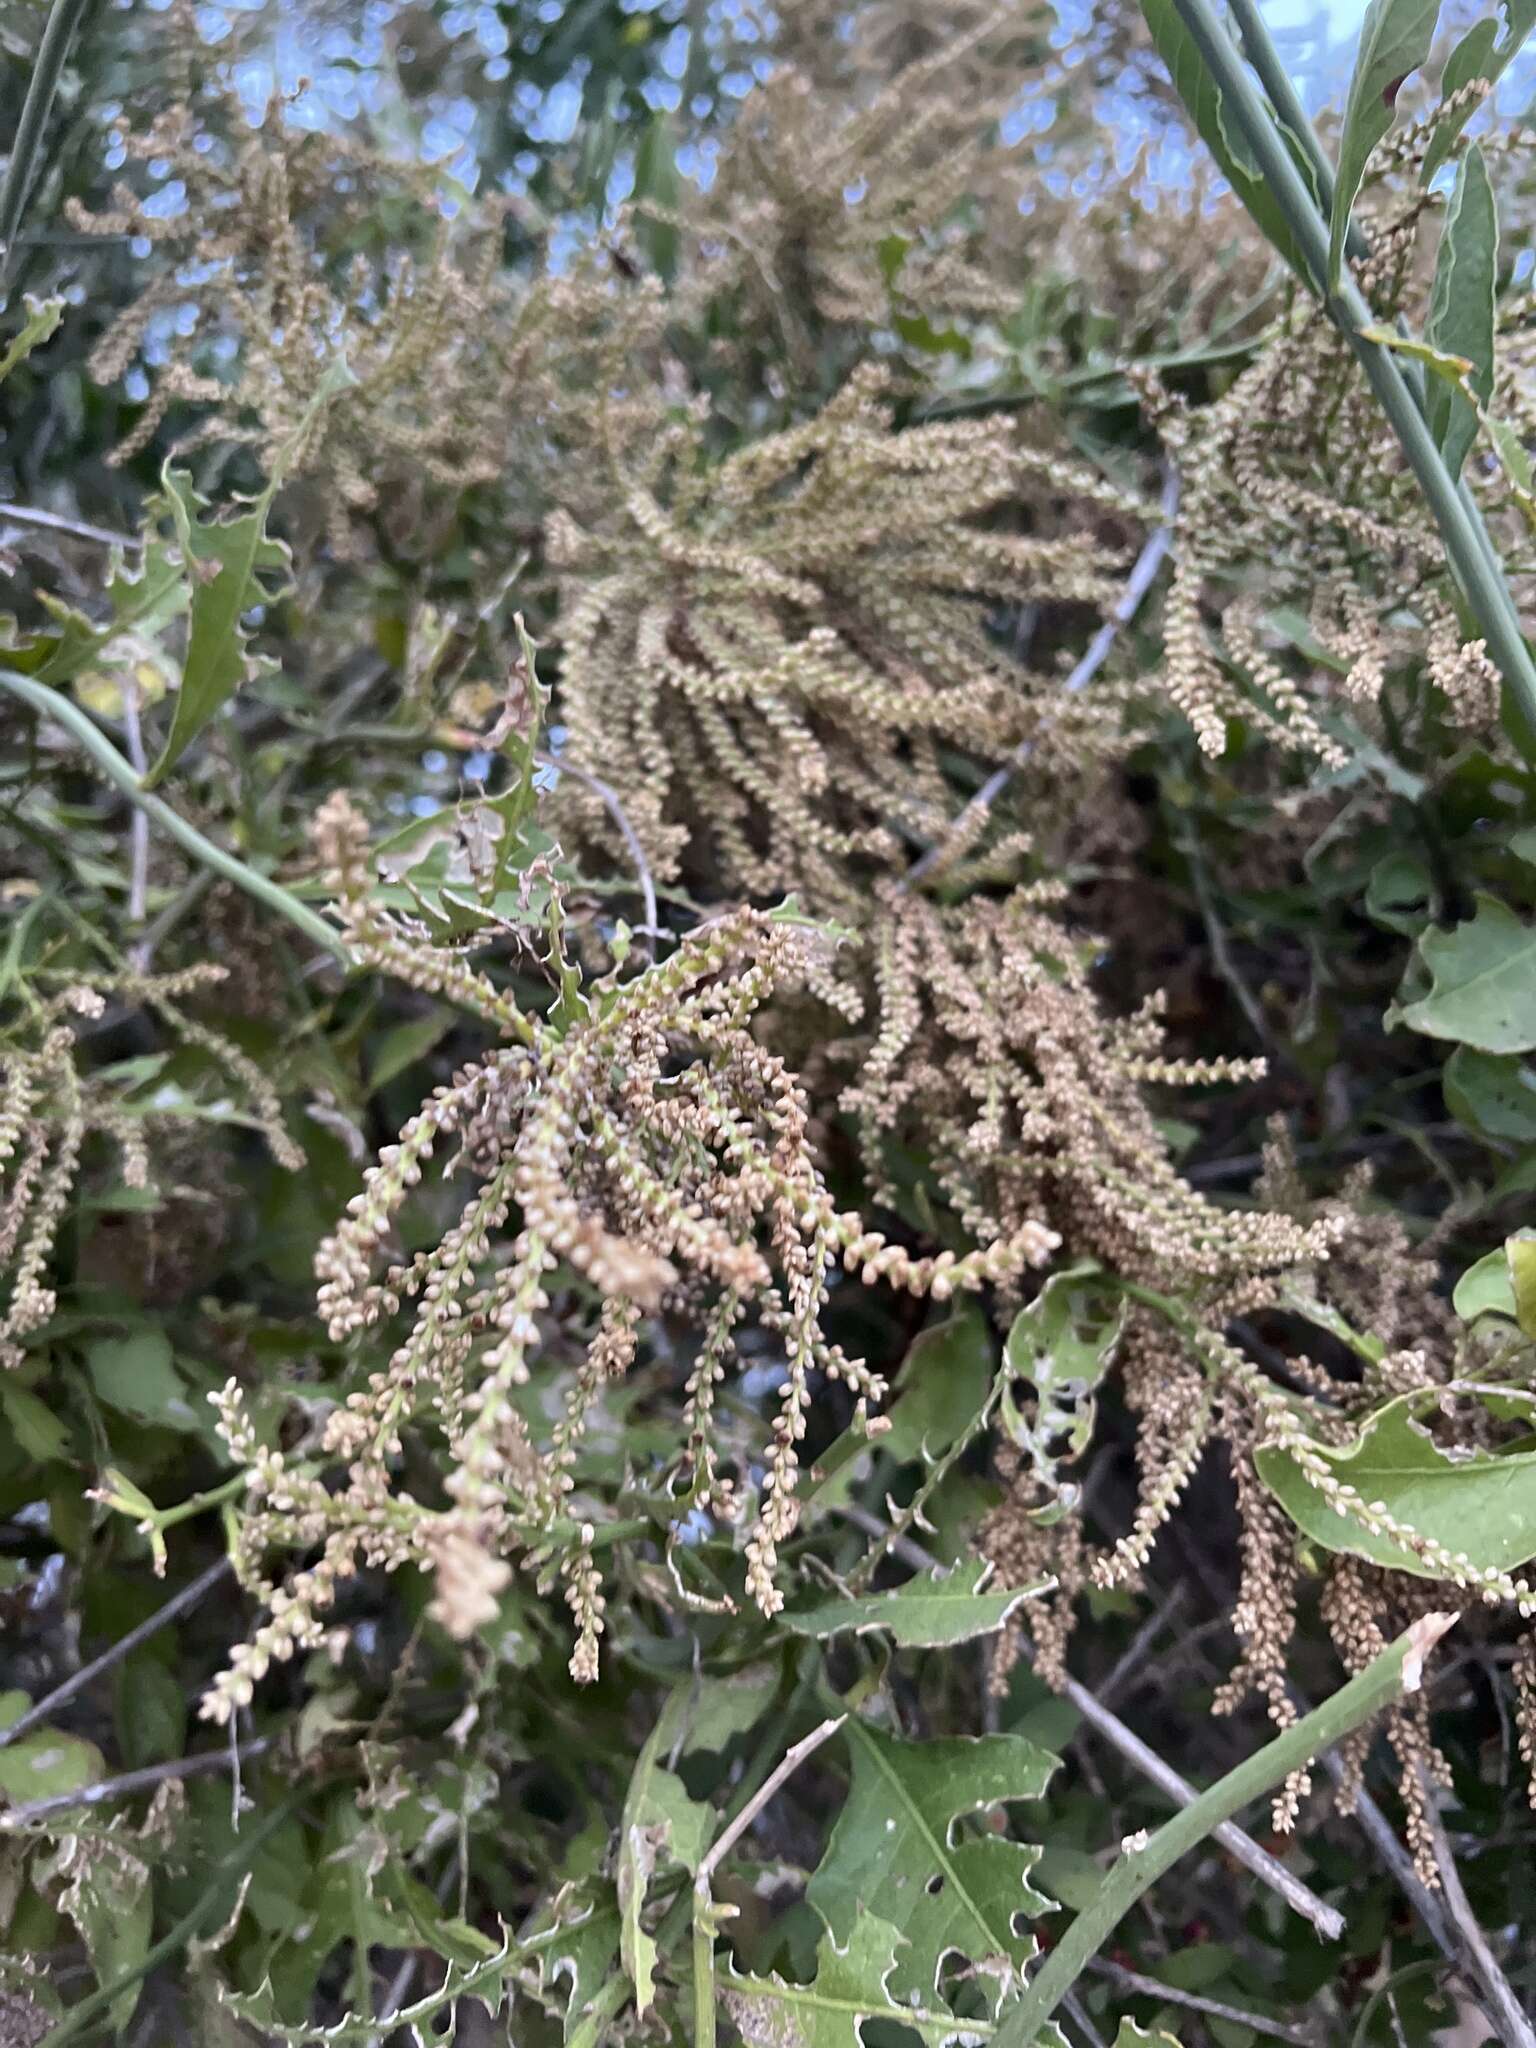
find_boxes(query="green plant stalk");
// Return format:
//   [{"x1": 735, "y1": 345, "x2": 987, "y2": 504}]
[
  {"x1": 0, "y1": 0, "x2": 93, "y2": 293},
  {"x1": 0, "y1": 668, "x2": 348, "y2": 960},
  {"x1": 992, "y1": 1615, "x2": 1454, "y2": 2048},
  {"x1": 1165, "y1": 0, "x2": 1536, "y2": 755},
  {"x1": 1219, "y1": 0, "x2": 1515, "y2": 608},
  {"x1": 37, "y1": 1794, "x2": 304, "y2": 2047}
]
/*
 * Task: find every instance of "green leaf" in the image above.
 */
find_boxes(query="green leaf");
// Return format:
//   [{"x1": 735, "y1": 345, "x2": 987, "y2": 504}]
[
  {"x1": 633, "y1": 111, "x2": 680, "y2": 277},
  {"x1": 1256, "y1": 1382, "x2": 1536, "y2": 1577},
  {"x1": 114, "y1": 1654, "x2": 187, "y2": 1770},
  {"x1": 1508, "y1": 1232, "x2": 1536, "y2": 1339},
  {"x1": 805, "y1": 1722, "x2": 1057, "y2": 2013},
  {"x1": 1397, "y1": 894, "x2": 1536, "y2": 1052},
  {"x1": 1423, "y1": 0, "x2": 1536, "y2": 183},
  {"x1": 1424, "y1": 145, "x2": 1497, "y2": 482},
  {"x1": 1364, "y1": 849, "x2": 1435, "y2": 935},
  {"x1": 145, "y1": 355, "x2": 356, "y2": 785},
  {"x1": 145, "y1": 467, "x2": 292, "y2": 786},
  {"x1": 0, "y1": 1693, "x2": 105, "y2": 1802},
  {"x1": 882, "y1": 1304, "x2": 995, "y2": 1464},
  {"x1": 652, "y1": 1666, "x2": 781, "y2": 1758},
  {"x1": 0, "y1": 295, "x2": 62, "y2": 385},
  {"x1": 0, "y1": 1382, "x2": 70, "y2": 1462},
  {"x1": 86, "y1": 1330, "x2": 201, "y2": 1432},
  {"x1": 784, "y1": 1560, "x2": 1053, "y2": 1650},
  {"x1": 1444, "y1": 1045, "x2": 1536, "y2": 1141},
  {"x1": 368, "y1": 1008, "x2": 455, "y2": 1092},
  {"x1": 521, "y1": 1879, "x2": 623, "y2": 2043},
  {"x1": 1331, "y1": 0, "x2": 1442, "y2": 286},
  {"x1": 1140, "y1": 0, "x2": 1315, "y2": 281},
  {"x1": 722, "y1": 1908, "x2": 989, "y2": 2047},
  {"x1": 616, "y1": 1707, "x2": 713, "y2": 2015},
  {"x1": 1454, "y1": 1245, "x2": 1518, "y2": 1322}
]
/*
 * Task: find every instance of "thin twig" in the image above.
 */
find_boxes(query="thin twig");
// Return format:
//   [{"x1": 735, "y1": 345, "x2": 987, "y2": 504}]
[
  {"x1": 1, "y1": 1738, "x2": 273, "y2": 1829},
  {"x1": 1086, "y1": 1956, "x2": 1320, "y2": 2045},
  {"x1": 534, "y1": 747, "x2": 659, "y2": 944},
  {"x1": 1059, "y1": 1672, "x2": 1344, "y2": 1942},
  {"x1": 831, "y1": 1504, "x2": 1343, "y2": 1939},
  {"x1": 1421, "y1": 1777, "x2": 1536, "y2": 2048},
  {"x1": 0, "y1": 501, "x2": 141, "y2": 550},
  {"x1": 994, "y1": 1617, "x2": 1456, "y2": 2048},
  {"x1": 696, "y1": 1714, "x2": 846, "y2": 1889},
  {"x1": 0, "y1": 1556, "x2": 233, "y2": 1751},
  {"x1": 692, "y1": 1715, "x2": 846, "y2": 2048},
  {"x1": 1096, "y1": 1583, "x2": 1188, "y2": 1711},
  {"x1": 119, "y1": 673, "x2": 151, "y2": 949},
  {"x1": 903, "y1": 464, "x2": 1178, "y2": 888}
]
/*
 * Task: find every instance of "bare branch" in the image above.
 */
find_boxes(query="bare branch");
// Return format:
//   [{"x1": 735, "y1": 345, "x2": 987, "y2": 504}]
[
  {"x1": 1422, "y1": 1777, "x2": 1536, "y2": 2048},
  {"x1": 696, "y1": 1715, "x2": 846, "y2": 1889},
  {"x1": 904, "y1": 463, "x2": 1179, "y2": 888},
  {"x1": 1086, "y1": 1956, "x2": 1321, "y2": 2045},
  {"x1": 0, "y1": 1556, "x2": 233, "y2": 1753},
  {"x1": 0, "y1": 500, "x2": 141, "y2": 551},
  {"x1": 534, "y1": 747, "x2": 659, "y2": 944},
  {"x1": 0, "y1": 1738, "x2": 273, "y2": 1829}
]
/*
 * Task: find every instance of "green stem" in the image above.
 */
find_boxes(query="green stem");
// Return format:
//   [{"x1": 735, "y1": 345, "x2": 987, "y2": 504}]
[
  {"x1": 0, "y1": 668, "x2": 348, "y2": 961},
  {"x1": 992, "y1": 1617, "x2": 1454, "y2": 2048},
  {"x1": 692, "y1": 1904, "x2": 717, "y2": 2048},
  {"x1": 0, "y1": 0, "x2": 92, "y2": 293},
  {"x1": 37, "y1": 1794, "x2": 304, "y2": 2046},
  {"x1": 1164, "y1": 0, "x2": 1536, "y2": 754},
  {"x1": 1221, "y1": 0, "x2": 1518, "y2": 614}
]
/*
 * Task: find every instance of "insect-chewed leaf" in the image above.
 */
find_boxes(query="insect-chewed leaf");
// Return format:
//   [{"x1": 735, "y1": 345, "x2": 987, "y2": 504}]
[
  {"x1": 722, "y1": 1907, "x2": 994, "y2": 2047},
  {"x1": 1330, "y1": 0, "x2": 1442, "y2": 285},
  {"x1": 1396, "y1": 893, "x2": 1536, "y2": 1052},
  {"x1": 805, "y1": 1721, "x2": 1058, "y2": 2015},
  {"x1": 1001, "y1": 1264, "x2": 1122, "y2": 1515},
  {"x1": 783, "y1": 1560, "x2": 1053, "y2": 1650},
  {"x1": 1255, "y1": 1382, "x2": 1536, "y2": 1578}
]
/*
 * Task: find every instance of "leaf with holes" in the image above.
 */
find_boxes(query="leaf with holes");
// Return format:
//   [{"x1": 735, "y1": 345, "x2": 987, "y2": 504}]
[
  {"x1": 783, "y1": 1560, "x2": 1054, "y2": 1650},
  {"x1": 805, "y1": 1721, "x2": 1057, "y2": 2015},
  {"x1": 1001, "y1": 1263, "x2": 1123, "y2": 1518},
  {"x1": 1396, "y1": 895, "x2": 1536, "y2": 1052},
  {"x1": 1331, "y1": 0, "x2": 1443, "y2": 285},
  {"x1": 1255, "y1": 1383, "x2": 1536, "y2": 1578},
  {"x1": 722, "y1": 1907, "x2": 1034, "y2": 2047}
]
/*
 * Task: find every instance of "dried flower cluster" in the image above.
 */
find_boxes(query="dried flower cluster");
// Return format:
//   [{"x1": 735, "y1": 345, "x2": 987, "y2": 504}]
[
  {"x1": 0, "y1": 962, "x2": 296, "y2": 1370},
  {"x1": 201, "y1": 791, "x2": 1053, "y2": 1715}
]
